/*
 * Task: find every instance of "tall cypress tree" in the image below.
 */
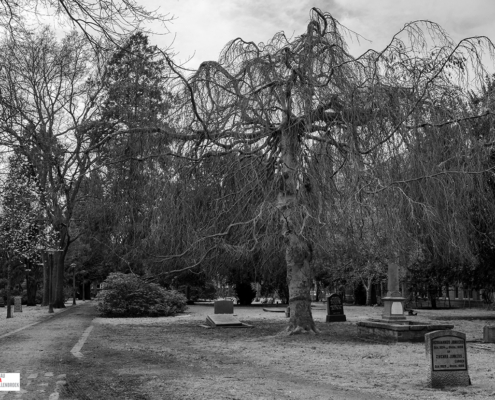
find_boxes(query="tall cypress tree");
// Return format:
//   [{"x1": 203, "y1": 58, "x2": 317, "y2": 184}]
[{"x1": 93, "y1": 32, "x2": 171, "y2": 274}]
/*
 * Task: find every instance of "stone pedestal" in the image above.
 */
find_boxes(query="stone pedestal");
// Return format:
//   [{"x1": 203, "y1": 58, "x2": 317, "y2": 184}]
[{"x1": 382, "y1": 296, "x2": 406, "y2": 321}]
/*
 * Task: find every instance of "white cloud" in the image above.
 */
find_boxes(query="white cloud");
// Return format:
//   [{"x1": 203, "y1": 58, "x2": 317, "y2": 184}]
[{"x1": 144, "y1": 0, "x2": 495, "y2": 69}]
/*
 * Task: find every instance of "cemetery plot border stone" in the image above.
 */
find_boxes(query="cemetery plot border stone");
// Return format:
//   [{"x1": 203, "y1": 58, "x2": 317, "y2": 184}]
[
  {"x1": 263, "y1": 308, "x2": 286, "y2": 313},
  {"x1": 14, "y1": 296, "x2": 22, "y2": 313},
  {"x1": 200, "y1": 314, "x2": 253, "y2": 329},
  {"x1": 357, "y1": 320, "x2": 454, "y2": 343},
  {"x1": 214, "y1": 300, "x2": 234, "y2": 315},
  {"x1": 425, "y1": 330, "x2": 471, "y2": 388},
  {"x1": 326, "y1": 293, "x2": 346, "y2": 322}
]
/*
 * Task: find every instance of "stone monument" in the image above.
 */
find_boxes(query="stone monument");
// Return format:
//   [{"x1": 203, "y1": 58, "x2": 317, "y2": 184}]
[
  {"x1": 214, "y1": 299, "x2": 234, "y2": 314},
  {"x1": 382, "y1": 262, "x2": 406, "y2": 321},
  {"x1": 14, "y1": 296, "x2": 22, "y2": 313},
  {"x1": 0, "y1": 296, "x2": 4, "y2": 307},
  {"x1": 326, "y1": 293, "x2": 346, "y2": 322},
  {"x1": 425, "y1": 330, "x2": 470, "y2": 388},
  {"x1": 357, "y1": 263, "x2": 454, "y2": 342}
]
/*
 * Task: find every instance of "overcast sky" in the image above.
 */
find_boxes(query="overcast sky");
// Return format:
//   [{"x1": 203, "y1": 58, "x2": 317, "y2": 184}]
[{"x1": 143, "y1": 0, "x2": 495, "y2": 70}]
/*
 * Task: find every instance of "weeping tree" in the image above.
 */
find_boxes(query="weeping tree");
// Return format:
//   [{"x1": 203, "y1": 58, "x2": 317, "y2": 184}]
[
  {"x1": 466, "y1": 75, "x2": 495, "y2": 296},
  {"x1": 161, "y1": 8, "x2": 495, "y2": 334}
]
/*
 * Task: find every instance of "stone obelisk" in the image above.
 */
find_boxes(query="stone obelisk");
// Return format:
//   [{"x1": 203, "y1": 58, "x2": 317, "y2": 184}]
[{"x1": 382, "y1": 262, "x2": 406, "y2": 321}]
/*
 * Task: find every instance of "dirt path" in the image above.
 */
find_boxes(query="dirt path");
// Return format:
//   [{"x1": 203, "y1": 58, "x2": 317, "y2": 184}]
[{"x1": 0, "y1": 301, "x2": 97, "y2": 400}]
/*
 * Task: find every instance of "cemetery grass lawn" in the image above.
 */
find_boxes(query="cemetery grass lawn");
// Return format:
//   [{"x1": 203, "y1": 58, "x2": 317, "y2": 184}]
[
  {"x1": 61, "y1": 305, "x2": 495, "y2": 400},
  {"x1": 0, "y1": 302, "x2": 76, "y2": 337}
]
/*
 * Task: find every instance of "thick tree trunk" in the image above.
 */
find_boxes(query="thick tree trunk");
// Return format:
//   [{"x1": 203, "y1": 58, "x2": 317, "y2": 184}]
[
  {"x1": 27, "y1": 280, "x2": 37, "y2": 306},
  {"x1": 42, "y1": 253, "x2": 49, "y2": 306},
  {"x1": 6, "y1": 262, "x2": 12, "y2": 318},
  {"x1": 364, "y1": 276, "x2": 373, "y2": 306},
  {"x1": 53, "y1": 251, "x2": 66, "y2": 308},
  {"x1": 285, "y1": 233, "x2": 316, "y2": 333},
  {"x1": 429, "y1": 286, "x2": 437, "y2": 309},
  {"x1": 278, "y1": 124, "x2": 317, "y2": 334}
]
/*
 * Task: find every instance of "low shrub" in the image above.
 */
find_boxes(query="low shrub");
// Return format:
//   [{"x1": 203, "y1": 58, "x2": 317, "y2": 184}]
[{"x1": 97, "y1": 273, "x2": 187, "y2": 318}]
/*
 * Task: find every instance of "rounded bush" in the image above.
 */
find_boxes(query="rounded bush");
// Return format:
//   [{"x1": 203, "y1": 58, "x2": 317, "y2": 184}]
[{"x1": 97, "y1": 273, "x2": 187, "y2": 317}]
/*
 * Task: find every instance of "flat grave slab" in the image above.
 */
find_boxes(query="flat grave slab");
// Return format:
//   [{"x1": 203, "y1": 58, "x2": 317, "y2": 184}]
[
  {"x1": 208, "y1": 314, "x2": 242, "y2": 326},
  {"x1": 263, "y1": 308, "x2": 286, "y2": 313},
  {"x1": 200, "y1": 314, "x2": 253, "y2": 329}
]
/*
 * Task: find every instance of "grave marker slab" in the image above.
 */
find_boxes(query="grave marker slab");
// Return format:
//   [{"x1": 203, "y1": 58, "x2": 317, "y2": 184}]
[
  {"x1": 214, "y1": 300, "x2": 234, "y2": 314},
  {"x1": 262, "y1": 308, "x2": 285, "y2": 313},
  {"x1": 207, "y1": 314, "x2": 243, "y2": 327},
  {"x1": 425, "y1": 330, "x2": 470, "y2": 388},
  {"x1": 0, "y1": 297, "x2": 4, "y2": 307},
  {"x1": 14, "y1": 296, "x2": 22, "y2": 313},
  {"x1": 203, "y1": 314, "x2": 253, "y2": 329},
  {"x1": 326, "y1": 293, "x2": 346, "y2": 322}
]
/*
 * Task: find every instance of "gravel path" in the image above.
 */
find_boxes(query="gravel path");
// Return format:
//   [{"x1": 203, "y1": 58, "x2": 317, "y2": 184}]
[{"x1": 0, "y1": 301, "x2": 97, "y2": 400}]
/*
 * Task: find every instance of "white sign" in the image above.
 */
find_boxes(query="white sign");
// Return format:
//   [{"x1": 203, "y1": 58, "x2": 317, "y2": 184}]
[{"x1": 0, "y1": 373, "x2": 20, "y2": 391}]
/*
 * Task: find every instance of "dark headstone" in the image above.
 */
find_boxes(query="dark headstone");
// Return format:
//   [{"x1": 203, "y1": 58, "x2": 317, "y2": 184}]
[
  {"x1": 483, "y1": 326, "x2": 495, "y2": 343},
  {"x1": 14, "y1": 296, "x2": 22, "y2": 313},
  {"x1": 425, "y1": 330, "x2": 470, "y2": 388},
  {"x1": 326, "y1": 293, "x2": 346, "y2": 322},
  {"x1": 214, "y1": 300, "x2": 234, "y2": 314},
  {"x1": 0, "y1": 297, "x2": 4, "y2": 307}
]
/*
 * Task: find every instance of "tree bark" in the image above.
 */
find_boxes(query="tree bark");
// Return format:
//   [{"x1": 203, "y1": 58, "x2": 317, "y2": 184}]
[
  {"x1": 26, "y1": 261, "x2": 37, "y2": 306},
  {"x1": 429, "y1": 285, "x2": 437, "y2": 309},
  {"x1": 364, "y1": 276, "x2": 373, "y2": 306},
  {"x1": 285, "y1": 232, "x2": 315, "y2": 333},
  {"x1": 278, "y1": 124, "x2": 317, "y2": 334},
  {"x1": 27, "y1": 279, "x2": 37, "y2": 306},
  {"x1": 6, "y1": 261, "x2": 12, "y2": 318},
  {"x1": 42, "y1": 253, "x2": 49, "y2": 306},
  {"x1": 53, "y1": 251, "x2": 66, "y2": 308}
]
